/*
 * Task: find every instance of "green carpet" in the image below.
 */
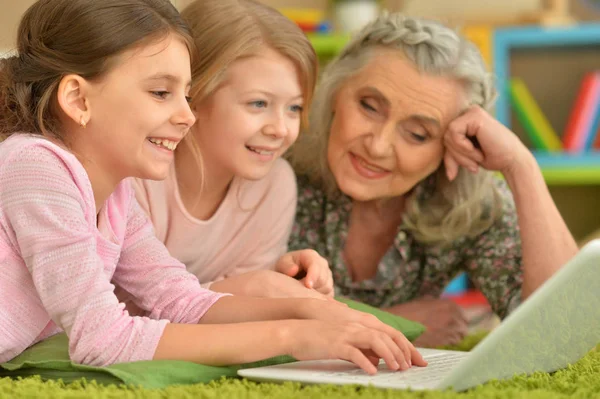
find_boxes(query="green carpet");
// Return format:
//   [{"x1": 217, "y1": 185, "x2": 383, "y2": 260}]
[{"x1": 1, "y1": 333, "x2": 599, "y2": 398}]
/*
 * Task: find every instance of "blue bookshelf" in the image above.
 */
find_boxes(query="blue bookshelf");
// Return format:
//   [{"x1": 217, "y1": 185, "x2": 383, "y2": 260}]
[
  {"x1": 493, "y1": 23, "x2": 600, "y2": 128},
  {"x1": 493, "y1": 23, "x2": 600, "y2": 184}
]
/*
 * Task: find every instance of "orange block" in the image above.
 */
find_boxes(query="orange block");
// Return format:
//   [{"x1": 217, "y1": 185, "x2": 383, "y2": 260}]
[{"x1": 462, "y1": 25, "x2": 493, "y2": 69}]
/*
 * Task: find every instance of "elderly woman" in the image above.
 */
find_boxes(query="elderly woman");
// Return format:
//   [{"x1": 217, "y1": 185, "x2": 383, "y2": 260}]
[{"x1": 287, "y1": 13, "x2": 578, "y2": 347}]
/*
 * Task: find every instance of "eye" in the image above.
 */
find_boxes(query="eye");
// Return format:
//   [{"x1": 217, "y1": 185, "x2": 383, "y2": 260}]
[
  {"x1": 151, "y1": 91, "x2": 169, "y2": 99},
  {"x1": 409, "y1": 132, "x2": 427, "y2": 143},
  {"x1": 185, "y1": 96, "x2": 193, "y2": 104},
  {"x1": 289, "y1": 104, "x2": 303, "y2": 113},
  {"x1": 249, "y1": 100, "x2": 267, "y2": 108},
  {"x1": 359, "y1": 98, "x2": 377, "y2": 113}
]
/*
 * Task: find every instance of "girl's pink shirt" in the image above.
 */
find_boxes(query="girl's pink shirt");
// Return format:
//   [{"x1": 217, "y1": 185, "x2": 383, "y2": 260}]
[{"x1": 0, "y1": 134, "x2": 226, "y2": 365}]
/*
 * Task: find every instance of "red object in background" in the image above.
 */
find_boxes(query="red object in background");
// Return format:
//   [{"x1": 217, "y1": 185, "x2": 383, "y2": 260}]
[
  {"x1": 295, "y1": 21, "x2": 318, "y2": 32},
  {"x1": 594, "y1": 124, "x2": 600, "y2": 149},
  {"x1": 562, "y1": 72, "x2": 600, "y2": 152},
  {"x1": 445, "y1": 289, "x2": 490, "y2": 308}
]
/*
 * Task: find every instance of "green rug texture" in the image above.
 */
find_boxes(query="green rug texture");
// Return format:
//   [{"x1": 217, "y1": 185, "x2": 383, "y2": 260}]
[{"x1": 2, "y1": 333, "x2": 599, "y2": 398}]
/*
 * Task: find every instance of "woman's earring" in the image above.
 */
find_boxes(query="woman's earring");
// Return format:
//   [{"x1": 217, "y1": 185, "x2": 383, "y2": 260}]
[{"x1": 79, "y1": 115, "x2": 87, "y2": 129}]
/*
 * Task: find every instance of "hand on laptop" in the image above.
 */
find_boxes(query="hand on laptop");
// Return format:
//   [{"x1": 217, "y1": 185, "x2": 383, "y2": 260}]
[
  {"x1": 294, "y1": 300, "x2": 427, "y2": 373},
  {"x1": 285, "y1": 319, "x2": 427, "y2": 375}
]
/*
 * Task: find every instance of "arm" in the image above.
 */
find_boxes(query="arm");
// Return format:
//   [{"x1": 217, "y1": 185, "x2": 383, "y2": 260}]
[
  {"x1": 0, "y1": 144, "x2": 168, "y2": 366},
  {"x1": 502, "y1": 152, "x2": 577, "y2": 298},
  {"x1": 113, "y1": 187, "x2": 226, "y2": 324},
  {"x1": 444, "y1": 106, "x2": 578, "y2": 302},
  {"x1": 155, "y1": 296, "x2": 426, "y2": 371}
]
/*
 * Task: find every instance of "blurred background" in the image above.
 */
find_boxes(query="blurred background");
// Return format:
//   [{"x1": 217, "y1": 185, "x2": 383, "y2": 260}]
[{"x1": 2, "y1": 0, "x2": 600, "y2": 324}]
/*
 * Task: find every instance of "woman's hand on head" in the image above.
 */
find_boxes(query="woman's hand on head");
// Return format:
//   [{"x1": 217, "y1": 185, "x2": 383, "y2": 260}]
[
  {"x1": 275, "y1": 250, "x2": 334, "y2": 297},
  {"x1": 443, "y1": 106, "x2": 532, "y2": 181}
]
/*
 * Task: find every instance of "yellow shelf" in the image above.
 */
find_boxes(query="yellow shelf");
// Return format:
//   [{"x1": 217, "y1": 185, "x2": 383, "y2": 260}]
[{"x1": 541, "y1": 169, "x2": 600, "y2": 185}]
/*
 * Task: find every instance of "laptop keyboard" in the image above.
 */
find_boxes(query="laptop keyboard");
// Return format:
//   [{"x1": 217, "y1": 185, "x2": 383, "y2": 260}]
[{"x1": 313, "y1": 352, "x2": 468, "y2": 386}]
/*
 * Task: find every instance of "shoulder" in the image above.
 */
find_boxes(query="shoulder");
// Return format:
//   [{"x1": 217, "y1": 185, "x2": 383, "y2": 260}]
[
  {"x1": 237, "y1": 158, "x2": 297, "y2": 209},
  {"x1": 1, "y1": 134, "x2": 78, "y2": 170},
  {"x1": 259, "y1": 158, "x2": 296, "y2": 193},
  {"x1": 0, "y1": 134, "x2": 92, "y2": 200}
]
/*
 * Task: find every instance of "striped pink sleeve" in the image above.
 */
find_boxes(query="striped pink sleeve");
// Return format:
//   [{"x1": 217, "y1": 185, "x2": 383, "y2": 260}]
[
  {"x1": 112, "y1": 184, "x2": 227, "y2": 324},
  {"x1": 0, "y1": 140, "x2": 185, "y2": 366}
]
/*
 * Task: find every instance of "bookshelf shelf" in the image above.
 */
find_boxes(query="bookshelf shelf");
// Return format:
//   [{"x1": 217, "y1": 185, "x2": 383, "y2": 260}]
[
  {"x1": 535, "y1": 151, "x2": 600, "y2": 185},
  {"x1": 493, "y1": 23, "x2": 600, "y2": 129}
]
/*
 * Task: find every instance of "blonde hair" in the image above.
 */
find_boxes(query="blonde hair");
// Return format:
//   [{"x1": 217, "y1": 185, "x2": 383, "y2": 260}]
[
  {"x1": 178, "y1": 0, "x2": 318, "y2": 182},
  {"x1": 288, "y1": 12, "x2": 504, "y2": 245}
]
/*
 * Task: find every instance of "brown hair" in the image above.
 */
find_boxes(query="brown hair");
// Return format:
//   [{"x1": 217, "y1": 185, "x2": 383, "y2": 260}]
[
  {"x1": 179, "y1": 0, "x2": 318, "y2": 173},
  {"x1": 0, "y1": 0, "x2": 194, "y2": 141}
]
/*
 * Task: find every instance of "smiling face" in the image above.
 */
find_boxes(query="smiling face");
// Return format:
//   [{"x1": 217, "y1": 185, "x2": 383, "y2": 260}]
[
  {"x1": 327, "y1": 49, "x2": 468, "y2": 203},
  {"x1": 191, "y1": 46, "x2": 304, "y2": 183},
  {"x1": 78, "y1": 34, "x2": 196, "y2": 182}
]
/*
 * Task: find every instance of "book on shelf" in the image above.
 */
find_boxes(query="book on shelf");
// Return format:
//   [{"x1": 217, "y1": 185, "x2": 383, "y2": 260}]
[
  {"x1": 562, "y1": 71, "x2": 600, "y2": 153},
  {"x1": 508, "y1": 78, "x2": 563, "y2": 152}
]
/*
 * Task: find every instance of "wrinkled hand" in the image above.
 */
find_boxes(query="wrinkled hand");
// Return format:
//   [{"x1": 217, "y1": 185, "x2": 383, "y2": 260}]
[
  {"x1": 443, "y1": 106, "x2": 531, "y2": 181},
  {"x1": 289, "y1": 319, "x2": 428, "y2": 375},
  {"x1": 275, "y1": 250, "x2": 334, "y2": 297},
  {"x1": 388, "y1": 297, "x2": 468, "y2": 347}
]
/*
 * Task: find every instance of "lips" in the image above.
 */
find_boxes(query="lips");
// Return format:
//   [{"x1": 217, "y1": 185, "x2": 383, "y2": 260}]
[
  {"x1": 349, "y1": 152, "x2": 391, "y2": 179},
  {"x1": 246, "y1": 145, "x2": 277, "y2": 156},
  {"x1": 147, "y1": 137, "x2": 180, "y2": 151}
]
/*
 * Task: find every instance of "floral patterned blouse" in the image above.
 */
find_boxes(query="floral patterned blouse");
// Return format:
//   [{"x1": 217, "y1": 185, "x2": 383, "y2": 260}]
[{"x1": 289, "y1": 174, "x2": 523, "y2": 319}]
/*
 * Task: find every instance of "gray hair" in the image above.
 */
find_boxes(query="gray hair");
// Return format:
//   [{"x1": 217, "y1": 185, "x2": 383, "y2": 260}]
[{"x1": 288, "y1": 12, "x2": 504, "y2": 245}]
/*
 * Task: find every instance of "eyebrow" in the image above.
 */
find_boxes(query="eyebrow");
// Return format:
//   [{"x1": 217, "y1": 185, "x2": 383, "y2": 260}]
[
  {"x1": 242, "y1": 89, "x2": 303, "y2": 101},
  {"x1": 362, "y1": 85, "x2": 441, "y2": 128},
  {"x1": 145, "y1": 73, "x2": 192, "y2": 88}
]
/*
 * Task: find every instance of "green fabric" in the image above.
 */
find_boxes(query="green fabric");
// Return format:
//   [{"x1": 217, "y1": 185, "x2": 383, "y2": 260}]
[
  {"x1": 2, "y1": 338, "x2": 599, "y2": 398},
  {"x1": 337, "y1": 297, "x2": 425, "y2": 341},
  {"x1": 0, "y1": 298, "x2": 424, "y2": 389},
  {"x1": 0, "y1": 334, "x2": 296, "y2": 388}
]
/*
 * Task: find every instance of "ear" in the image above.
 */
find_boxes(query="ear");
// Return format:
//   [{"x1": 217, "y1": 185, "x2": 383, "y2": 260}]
[{"x1": 57, "y1": 74, "x2": 90, "y2": 128}]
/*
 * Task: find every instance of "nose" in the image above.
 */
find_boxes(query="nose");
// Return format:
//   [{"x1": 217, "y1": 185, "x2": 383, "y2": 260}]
[
  {"x1": 263, "y1": 111, "x2": 289, "y2": 139},
  {"x1": 172, "y1": 96, "x2": 196, "y2": 129},
  {"x1": 365, "y1": 121, "x2": 395, "y2": 158}
]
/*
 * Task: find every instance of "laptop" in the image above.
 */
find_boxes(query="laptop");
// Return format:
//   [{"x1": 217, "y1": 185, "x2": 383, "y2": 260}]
[{"x1": 239, "y1": 239, "x2": 600, "y2": 391}]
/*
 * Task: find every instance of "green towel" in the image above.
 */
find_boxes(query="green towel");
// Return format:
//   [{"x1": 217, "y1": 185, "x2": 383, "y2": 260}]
[{"x1": 0, "y1": 298, "x2": 424, "y2": 389}]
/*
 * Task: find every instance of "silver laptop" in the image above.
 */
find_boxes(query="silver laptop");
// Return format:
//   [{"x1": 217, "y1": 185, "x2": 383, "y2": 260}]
[{"x1": 239, "y1": 239, "x2": 600, "y2": 391}]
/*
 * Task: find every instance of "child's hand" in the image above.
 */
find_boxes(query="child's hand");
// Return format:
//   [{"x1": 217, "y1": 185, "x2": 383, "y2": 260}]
[
  {"x1": 294, "y1": 299, "x2": 427, "y2": 372},
  {"x1": 287, "y1": 319, "x2": 427, "y2": 375},
  {"x1": 275, "y1": 250, "x2": 334, "y2": 296}
]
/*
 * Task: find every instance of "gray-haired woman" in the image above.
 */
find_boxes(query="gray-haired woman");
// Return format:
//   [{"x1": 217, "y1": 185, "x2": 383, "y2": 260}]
[{"x1": 288, "y1": 13, "x2": 577, "y2": 347}]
